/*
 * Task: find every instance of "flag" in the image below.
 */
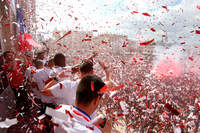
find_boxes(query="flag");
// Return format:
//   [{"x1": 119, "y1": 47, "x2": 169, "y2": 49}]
[{"x1": 16, "y1": 7, "x2": 41, "y2": 51}]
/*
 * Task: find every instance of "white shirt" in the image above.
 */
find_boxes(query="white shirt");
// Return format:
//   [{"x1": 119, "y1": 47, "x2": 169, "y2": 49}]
[
  {"x1": 32, "y1": 67, "x2": 55, "y2": 103},
  {"x1": 50, "y1": 79, "x2": 80, "y2": 105},
  {"x1": 24, "y1": 66, "x2": 36, "y2": 81},
  {"x1": 49, "y1": 66, "x2": 72, "y2": 81},
  {"x1": 46, "y1": 105, "x2": 102, "y2": 133}
]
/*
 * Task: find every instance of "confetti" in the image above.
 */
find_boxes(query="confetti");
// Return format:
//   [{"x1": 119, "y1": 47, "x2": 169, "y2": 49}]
[
  {"x1": 65, "y1": 110, "x2": 73, "y2": 118},
  {"x1": 142, "y1": 13, "x2": 151, "y2": 16},
  {"x1": 140, "y1": 39, "x2": 154, "y2": 46},
  {"x1": 196, "y1": 5, "x2": 200, "y2": 10},
  {"x1": 82, "y1": 39, "x2": 92, "y2": 42},
  {"x1": 180, "y1": 42, "x2": 185, "y2": 45},
  {"x1": 101, "y1": 40, "x2": 108, "y2": 44},
  {"x1": 150, "y1": 28, "x2": 156, "y2": 32},
  {"x1": 196, "y1": 103, "x2": 200, "y2": 110},
  {"x1": 50, "y1": 17, "x2": 54, "y2": 22},
  {"x1": 56, "y1": 30, "x2": 72, "y2": 42},
  {"x1": 162, "y1": 6, "x2": 168, "y2": 11},
  {"x1": 133, "y1": 57, "x2": 137, "y2": 63},
  {"x1": 40, "y1": 18, "x2": 45, "y2": 21},
  {"x1": 131, "y1": 11, "x2": 139, "y2": 14},
  {"x1": 91, "y1": 81, "x2": 94, "y2": 92},
  {"x1": 56, "y1": 105, "x2": 62, "y2": 110},
  {"x1": 59, "y1": 83, "x2": 63, "y2": 89},
  {"x1": 195, "y1": 30, "x2": 200, "y2": 34},
  {"x1": 99, "y1": 85, "x2": 108, "y2": 94},
  {"x1": 188, "y1": 57, "x2": 194, "y2": 61}
]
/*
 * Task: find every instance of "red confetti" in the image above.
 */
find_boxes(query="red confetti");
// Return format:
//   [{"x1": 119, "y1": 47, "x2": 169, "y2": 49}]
[
  {"x1": 110, "y1": 84, "x2": 124, "y2": 92},
  {"x1": 196, "y1": 5, "x2": 200, "y2": 10},
  {"x1": 50, "y1": 17, "x2": 54, "y2": 22},
  {"x1": 65, "y1": 110, "x2": 73, "y2": 118},
  {"x1": 131, "y1": 11, "x2": 139, "y2": 14},
  {"x1": 74, "y1": 17, "x2": 78, "y2": 21},
  {"x1": 99, "y1": 85, "x2": 108, "y2": 94},
  {"x1": 113, "y1": 118, "x2": 118, "y2": 122},
  {"x1": 136, "y1": 83, "x2": 142, "y2": 87},
  {"x1": 139, "y1": 58, "x2": 143, "y2": 61},
  {"x1": 82, "y1": 39, "x2": 92, "y2": 42},
  {"x1": 133, "y1": 57, "x2": 137, "y2": 63},
  {"x1": 140, "y1": 39, "x2": 154, "y2": 46},
  {"x1": 162, "y1": 6, "x2": 168, "y2": 11},
  {"x1": 195, "y1": 30, "x2": 200, "y2": 34},
  {"x1": 40, "y1": 18, "x2": 45, "y2": 21},
  {"x1": 56, "y1": 105, "x2": 62, "y2": 110},
  {"x1": 122, "y1": 41, "x2": 128, "y2": 47},
  {"x1": 56, "y1": 31, "x2": 71, "y2": 42},
  {"x1": 92, "y1": 30, "x2": 98, "y2": 32},
  {"x1": 196, "y1": 103, "x2": 200, "y2": 110},
  {"x1": 150, "y1": 28, "x2": 156, "y2": 32},
  {"x1": 101, "y1": 40, "x2": 108, "y2": 44},
  {"x1": 121, "y1": 60, "x2": 125, "y2": 64},
  {"x1": 59, "y1": 83, "x2": 63, "y2": 89},
  {"x1": 180, "y1": 42, "x2": 185, "y2": 45},
  {"x1": 127, "y1": 124, "x2": 132, "y2": 129},
  {"x1": 31, "y1": 69, "x2": 36, "y2": 74},
  {"x1": 116, "y1": 23, "x2": 120, "y2": 26},
  {"x1": 190, "y1": 30, "x2": 194, "y2": 33},
  {"x1": 91, "y1": 81, "x2": 94, "y2": 92},
  {"x1": 162, "y1": 35, "x2": 166, "y2": 37},
  {"x1": 142, "y1": 13, "x2": 151, "y2": 16},
  {"x1": 189, "y1": 57, "x2": 194, "y2": 61},
  {"x1": 117, "y1": 113, "x2": 124, "y2": 117},
  {"x1": 113, "y1": 98, "x2": 123, "y2": 102}
]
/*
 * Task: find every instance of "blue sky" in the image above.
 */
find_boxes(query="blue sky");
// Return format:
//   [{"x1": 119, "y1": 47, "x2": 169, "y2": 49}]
[{"x1": 35, "y1": 0, "x2": 200, "y2": 45}]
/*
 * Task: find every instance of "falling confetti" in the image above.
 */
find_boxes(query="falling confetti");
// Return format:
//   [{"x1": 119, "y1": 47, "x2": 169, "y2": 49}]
[
  {"x1": 150, "y1": 28, "x2": 156, "y2": 32},
  {"x1": 140, "y1": 39, "x2": 154, "y2": 46},
  {"x1": 142, "y1": 13, "x2": 151, "y2": 16},
  {"x1": 56, "y1": 30, "x2": 72, "y2": 42},
  {"x1": 50, "y1": 17, "x2": 54, "y2": 22},
  {"x1": 196, "y1": 5, "x2": 200, "y2": 10}
]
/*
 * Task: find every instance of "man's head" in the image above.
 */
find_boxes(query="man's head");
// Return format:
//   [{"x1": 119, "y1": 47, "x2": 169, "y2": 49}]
[
  {"x1": 34, "y1": 60, "x2": 44, "y2": 69},
  {"x1": 3, "y1": 51, "x2": 14, "y2": 62},
  {"x1": 53, "y1": 53, "x2": 65, "y2": 67},
  {"x1": 46, "y1": 58, "x2": 54, "y2": 68},
  {"x1": 36, "y1": 51, "x2": 46, "y2": 60},
  {"x1": 75, "y1": 75, "x2": 106, "y2": 115},
  {"x1": 79, "y1": 60, "x2": 93, "y2": 77}
]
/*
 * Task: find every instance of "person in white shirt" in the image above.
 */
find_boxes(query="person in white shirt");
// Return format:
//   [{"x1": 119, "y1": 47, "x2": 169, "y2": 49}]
[
  {"x1": 32, "y1": 59, "x2": 56, "y2": 104},
  {"x1": 44, "y1": 53, "x2": 79, "y2": 91},
  {"x1": 41, "y1": 60, "x2": 94, "y2": 105},
  {"x1": 46, "y1": 75, "x2": 112, "y2": 133}
]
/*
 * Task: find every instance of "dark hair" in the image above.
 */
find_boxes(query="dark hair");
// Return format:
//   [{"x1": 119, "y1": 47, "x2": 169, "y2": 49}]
[
  {"x1": 80, "y1": 60, "x2": 93, "y2": 73},
  {"x1": 3, "y1": 51, "x2": 14, "y2": 57},
  {"x1": 37, "y1": 51, "x2": 45, "y2": 60},
  {"x1": 53, "y1": 53, "x2": 65, "y2": 67},
  {"x1": 35, "y1": 60, "x2": 43, "y2": 69},
  {"x1": 76, "y1": 75, "x2": 105, "y2": 106}
]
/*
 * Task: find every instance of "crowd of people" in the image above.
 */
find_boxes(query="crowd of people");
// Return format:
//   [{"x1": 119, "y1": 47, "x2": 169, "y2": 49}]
[{"x1": 0, "y1": 41, "x2": 199, "y2": 133}]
